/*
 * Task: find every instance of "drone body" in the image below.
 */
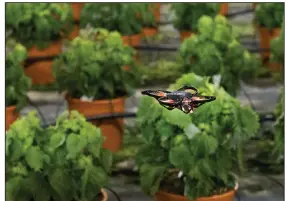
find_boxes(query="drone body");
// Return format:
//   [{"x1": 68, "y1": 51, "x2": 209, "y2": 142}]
[{"x1": 142, "y1": 86, "x2": 216, "y2": 114}]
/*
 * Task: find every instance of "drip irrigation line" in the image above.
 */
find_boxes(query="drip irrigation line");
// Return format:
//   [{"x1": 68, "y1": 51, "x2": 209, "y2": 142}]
[
  {"x1": 104, "y1": 186, "x2": 122, "y2": 201},
  {"x1": 225, "y1": 8, "x2": 254, "y2": 18}
]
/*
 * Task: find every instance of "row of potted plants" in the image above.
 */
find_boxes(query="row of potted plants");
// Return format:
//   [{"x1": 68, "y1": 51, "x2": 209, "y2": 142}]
[
  {"x1": 6, "y1": 71, "x2": 260, "y2": 201},
  {"x1": 170, "y1": 3, "x2": 227, "y2": 41},
  {"x1": 177, "y1": 15, "x2": 260, "y2": 96},
  {"x1": 6, "y1": 3, "x2": 74, "y2": 87},
  {"x1": 5, "y1": 3, "x2": 160, "y2": 89},
  {"x1": 5, "y1": 28, "x2": 140, "y2": 152},
  {"x1": 254, "y1": 3, "x2": 284, "y2": 71}
]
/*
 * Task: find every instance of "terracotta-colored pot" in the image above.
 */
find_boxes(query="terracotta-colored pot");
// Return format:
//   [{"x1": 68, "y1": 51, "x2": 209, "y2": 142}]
[
  {"x1": 142, "y1": 27, "x2": 158, "y2": 37},
  {"x1": 122, "y1": 34, "x2": 141, "y2": 47},
  {"x1": 151, "y1": 3, "x2": 161, "y2": 22},
  {"x1": 252, "y1": 3, "x2": 257, "y2": 10},
  {"x1": 268, "y1": 28, "x2": 282, "y2": 72},
  {"x1": 219, "y1": 3, "x2": 228, "y2": 16},
  {"x1": 71, "y1": 3, "x2": 84, "y2": 21},
  {"x1": 155, "y1": 182, "x2": 238, "y2": 201},
  {"x1": 24, "y1": 60, "x2": 56, "y2": 85},
  {"x1": 66, "y1": 95, "x2": 126, "y2": 152},
  {"x1": 180, "y1": 31, "x2": 193, "y2": 42},
  {"x1": 28, "y1": 41, "x2": 62, "y2": 58},
  {"x1": 25, "y1": 41, "x2": 62, "y2": 85},
  {"x1": 258, "y1": 27, "x2": 271, "y2": 60},
  {"x1": 6, "y1": 106, "x2": 19, "y2": 131},
  {"x1": 100, "y1": 189, "x2": 108, "y2": 201},
  {"x1": 69, "y1": 24, "x2": 80, "y2": 40}
]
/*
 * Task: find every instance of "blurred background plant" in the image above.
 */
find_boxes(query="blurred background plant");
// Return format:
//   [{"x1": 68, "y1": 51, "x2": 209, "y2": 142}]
[
  {"x1": 5, "y1": 39, "x2": 31, "y2": 111},
  {"x1": 178, "y1": 15, "x2": 261, "y2": 96},
  {"x1": 6, "y1": 3, "x2": 73, "y2": 49},
  {"x1": 80, "y1": 3, "x2": 142, "y2": 36}
]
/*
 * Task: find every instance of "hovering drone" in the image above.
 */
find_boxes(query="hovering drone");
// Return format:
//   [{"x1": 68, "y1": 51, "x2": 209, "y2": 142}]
[{"x1": 141, "y1": 86, "x2": 216, "y2": 114}]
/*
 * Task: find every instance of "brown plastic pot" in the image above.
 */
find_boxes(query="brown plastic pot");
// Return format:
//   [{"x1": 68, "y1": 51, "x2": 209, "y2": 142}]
[
  {"x1": 267, "y1": 28, "x2": 282, "y2": 72},
  {"x1": 258, "y1": 27, "x2": 271, "y2": 59},
  {"x1": 69, "y1": 24, "x2": 80, "y2": 40},
  {"x1": 66, "y1": 95, "x2": 125, "y2": 153},
  {"x1": 219, "y1": 3, "x2": 228, "y2": 16},
  {"x1": 180, "y1": 31, "x2": 193, "y2": 42},
  {"x1": 6, "y1": 106, "x2": 19, "y2": 131},
  {"x1": 151, "y1": 3, "x2": 161, "y2": 22},
  {"x1": 24, "y1": 60, "x2": 56, "y2": 85},
  {"x1": 27, "y1": 40, "x2": 62, "y2": 58},
  {"x1": 122, "y1": 34, "x2": 141, "y2": 47},
  {"x1": 71, "y1": 3, "x2": 84, "y2": 21},
  {"x1": 25, "y1": 41, "x2": 62, "y2": 85},
  {"x1": 142, "y1": 27, "x2": 158, "y2": 37},
  {"x1": 155, "y1": 182, "x2": 238, "y2": 201}
]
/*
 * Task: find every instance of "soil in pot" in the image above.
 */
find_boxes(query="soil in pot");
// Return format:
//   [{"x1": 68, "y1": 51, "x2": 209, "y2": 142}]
[
  {"x1": 66, "y1": 96, "x2": 125, "y2": 152},
  {"x1": 6, "y1": 106, "x2": 19, "y2": 131},
  {"x1": 180, "y1": 31, "x2": 193, "y2": 42},
  {"x1": 25, "y1": 41, "x2": 62, "y2": 85}
]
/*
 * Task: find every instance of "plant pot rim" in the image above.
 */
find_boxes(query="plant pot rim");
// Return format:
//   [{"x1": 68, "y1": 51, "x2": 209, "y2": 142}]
[
  {"x1": 66, "y1": 94, "x2": 126, "y2": 104},
  {"x1": 6, "y1": 105, "x2": 16, "y2": 111},
  {"x1": 101, "y1": 188, "x2": 108, "y2": 201},
  {"x1": 156, "y1": 180, "x2": 239, "y2": 201}
]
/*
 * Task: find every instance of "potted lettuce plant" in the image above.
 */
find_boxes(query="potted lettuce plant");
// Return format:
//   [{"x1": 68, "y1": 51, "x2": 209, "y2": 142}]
[
  {"x1": 6, "y1": 110, "x2": 113, "y2": 201},
  {"x1": 136, "y1": 73, "x2": 259, "y2": 201},
  {"x1": 170, "y1": 3, "x2": 220, "y2": 41},
  {"x1": 178, "y1": 15, "x2": 260, "y2": 96},
  {"x1": 270, "y1": 24, "x2": 284, "y2": 73},
  {"x1": 254, "y1": 3, "x2": 284, "y2": 66},
  {"x1": 53, "y1": 28, "x2": 139, "y2": 152},
  {"x1": 80, "y1": 3, "x2": 142, "y2": 47},
  {"x1": 5, "y1": 39, "x2": 31, "y2": 130},
  {"x1": 6, "y1": 3, "x2": 73, "y2": 86}
]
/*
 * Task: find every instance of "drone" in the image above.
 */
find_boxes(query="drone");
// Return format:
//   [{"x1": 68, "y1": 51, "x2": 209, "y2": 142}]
[{"x1": 141, "y1": 86, "x2": 216, "y2": 114}]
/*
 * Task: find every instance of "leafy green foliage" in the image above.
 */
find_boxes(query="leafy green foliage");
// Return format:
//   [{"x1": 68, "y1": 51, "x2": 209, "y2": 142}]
[
  {"x1": 273, "y1": 88, "x2": 284, "y2": 157},
  {"x1": 5, "y1": 40, "x2": 31, "y2": 111},
  {"x1": 271, "y1": 24, "x2": 284, "y2": 67},
  {"x1": 80, "y1": 3, "x2": 142, "y2": 35},
  {"x1": 255, "y1": 3, "x2": 284, "y2": 28},
  {"x1": 136, "y1": 73, "x2": 259, "y2": 200},
  {"x1": 6, "y1": 3, "x2": 73, "y2": 49},
  {"x1": 53, "y1": 28, "x2": 139, "y2": 100},
  {"x1": 137, "y1": 3, "x2": 157, "y2": 28},
  {"x1": 140, "y1": 59, "x2": 184, "y2": 86},
  {"x1": 170, "y1": 3, "x2": 220, "y2": 32},
  {"x1": 179, "y1": 15, "x2": 261, "y2": 96},
  {"x1": 6, "y1": 110, "x2": 113, "y2": 201}
]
